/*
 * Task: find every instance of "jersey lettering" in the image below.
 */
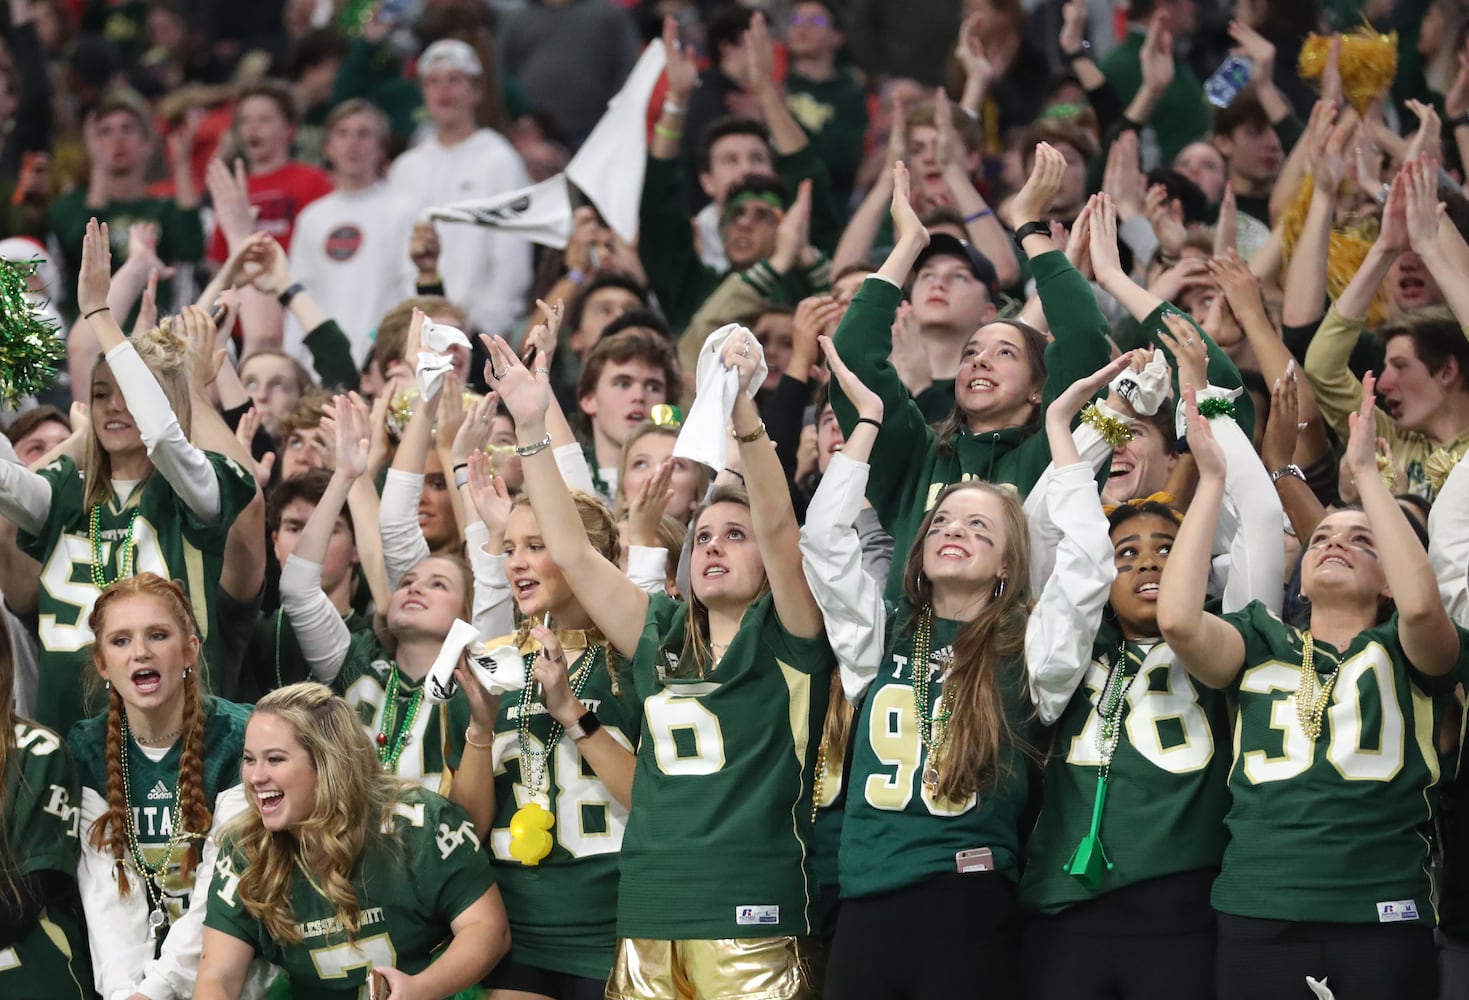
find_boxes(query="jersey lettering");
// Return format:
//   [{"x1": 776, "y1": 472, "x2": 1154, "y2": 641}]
[
  {"x1": 308, "y1": 933, "x2": 397, "y2": 1000},
  {"x1": 1066, "y1": 650, "x2": 1213, "y2": 774},
  {"x1": 43, "y1": 784, "x2": 80, "y2": 837},
  {"x1": 490, "y1": 726, "x2": 631, "y2": 860},
  {"x1": 646, "y1": 686, "x2": 726, "y2": 776},
  {"x1": 213, "y1": 853, "x2": 242, "y2": 907},
  {"x1": 38, "y1": 523, "x2": 168, "y2": 653},
  {"x1": 862, "y1": 683, "x2": 974, "y2": 816},
  {"x1": 435, "y1": 819, "x2": 479, "y2": 860},
  {"x1": 1239, "y1": 644, "x2": 1409, "y2": 784}
]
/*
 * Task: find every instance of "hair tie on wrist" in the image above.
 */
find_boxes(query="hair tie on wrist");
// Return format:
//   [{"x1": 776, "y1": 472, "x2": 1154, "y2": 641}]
[
  {"x1": 83, "y1": 306, "x2": 110, "y2": 320},
  {"x1": 855, "y1": 417, "x2": 883, "y2": 432}
]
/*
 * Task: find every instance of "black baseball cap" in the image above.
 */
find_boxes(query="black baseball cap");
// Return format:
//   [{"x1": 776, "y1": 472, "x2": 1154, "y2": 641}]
[{"x1": 913, "y1": 234, "x2": 1000, "y2": 297}]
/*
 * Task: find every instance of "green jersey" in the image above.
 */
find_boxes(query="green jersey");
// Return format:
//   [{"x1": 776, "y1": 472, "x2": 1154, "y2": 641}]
[
  {"x1": 618, "y1": 593, "x2": 834, "y2": 940},
  {"x1": 71, "y1": 698, "x2": 252, "y2": 936},
  {"x1": 811, "y1": 706, "x2": 848, "y2": 893},
  {"x1": 487, "y1": 638, "x2": 642, "y2": 978},
  {"x1": 0, "y1": 721, "x2": 92, "y2": 999},
  {"x1": 1216, "y1": 603, "x2": 1464, "y2": 925},
  {"x1": 840, "y1": 609, "x2": 1036, "y2": 899},
  {"x1": 331, "y1": 631, "x2": 471, "y2": 793},
  {"x1": 18, "y1": 453, "x2": 258, "y2": 733},
  {"x1": 206, "y1": 787, "x2": 496, "y2": 1000},
  {"x1": 1021, "y1": 631, "x2": 1232, "y2": 914}
]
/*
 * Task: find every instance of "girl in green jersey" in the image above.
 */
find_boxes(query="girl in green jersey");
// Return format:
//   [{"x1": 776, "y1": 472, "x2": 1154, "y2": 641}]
[
  {"x1": 71, "y1": 573, "x2": 255, "y2": 999},
  {"x1": 802, "y1": 339, "x2": 1128, "y2": 998},
  {"x1": 486, "y1": 328, "x2": 833, "y2": 1000},
  {"x1": 196, "y1": 682, "x2": 509, "y2": 1000},
  {"x1": 1160, "y1": 383, "x2": 1467, "y2": 1000},
  {"x1": 1021, "y1": 319, "x2": 1283, "y2": 1000},
  {"x1": 0, "y1": 602, "x2": 92, "y2": 999}
]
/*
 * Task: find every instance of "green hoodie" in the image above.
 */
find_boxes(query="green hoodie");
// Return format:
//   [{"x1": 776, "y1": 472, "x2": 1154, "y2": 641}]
[{"x1": 828, "y1": 251, "x2": 1111, "y2": 601}]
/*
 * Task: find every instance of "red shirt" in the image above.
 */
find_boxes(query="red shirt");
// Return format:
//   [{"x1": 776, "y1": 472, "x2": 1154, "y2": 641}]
[{"x1": 207, "y1": 160, "x2": 334, "y2": 261}]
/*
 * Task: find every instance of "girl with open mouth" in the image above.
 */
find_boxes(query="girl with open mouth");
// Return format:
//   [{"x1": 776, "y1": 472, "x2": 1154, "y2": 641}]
[
  {"x1": 194, "y1": 682, "x2": 509, "y2": 1000},
  {"x1": 1020, "y1": 335, "x2": 1283, "y2": 999},
  {"x1": 70, "y1": 574, "x2": 254, "y2": 1000},
  {"x1": 1158, "y1": 381, "x2": 1466, "y2": 1000},
  {"x1": 488, "y1": 327, "x2": 835, "y2": 1000}
]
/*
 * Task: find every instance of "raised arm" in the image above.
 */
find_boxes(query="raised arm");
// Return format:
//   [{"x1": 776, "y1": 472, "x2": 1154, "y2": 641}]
[
  {"x1": 278, "y1": 393, "x2": 374, "y2": 681},
  {"x1": 382, "y1": 309, "x2": 441, "y2": 585},
  {"x1": 1281, "y1": 102, "x2": 1347, "y2": 329},
  {"x1": 800, "y1": 337, "x2": 886, "y2": 700},
  {"x1": 1025, "y1": 356, "x2": 1130, "y2": 723},
  {"x1": 1156, "y1": 391, "x2": 1247, "y2": 687},
  {"x1": 488, "y1": 336, "x2": 650, "y2": 659},
  {"x1": 1347, "y1": 374, "x2": 1462, "y2": 675},
  {"x1": 725, "y1": 333, "x2": 823, "y2": 638},
  {"x1": 933, "y1": 91, "x2": 1019, "y2": 288},
  {"x1": 1404, "y1": 154, "x2": 1469, "y2": 328},
  {"x1": 1429, "y1": 454, "x2": 1469, "y2": 628}
]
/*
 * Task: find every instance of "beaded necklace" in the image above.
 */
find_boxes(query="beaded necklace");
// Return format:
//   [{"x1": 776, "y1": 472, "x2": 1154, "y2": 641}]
[
  {"x1": 90, "y1": 504, "x2": 139, "y2": 588},
  {"x1": 910, "y1": 607, "x2": 954, "y2": 792},
  {"x1": 118, "y1": 716, "x2": 198, "y2": 943},
  {"x1": 810, "y1": 738, "x2": 830, "y2": 823},
  {"x1": 508, "y1": 643, "x2": 602, "y2": 866},
  {"x1": 1065, "y1": 642, "x2": 1137, "y2": 889},
  {"x1": 1294, "y1": 632, "x2": 1336, "y2": 742},
  {"x1": 376, "y1": 666, "x2": 425, "y2": 771}
]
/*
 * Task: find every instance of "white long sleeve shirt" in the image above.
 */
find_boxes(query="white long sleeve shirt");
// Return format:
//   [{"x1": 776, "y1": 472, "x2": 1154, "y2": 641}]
[
  {"x1": 1430, "y1": 457, "x2": 1469, "y2": 628},
  {"x1": 388, "y1": 129, "x2": 534, "y2": 336}
]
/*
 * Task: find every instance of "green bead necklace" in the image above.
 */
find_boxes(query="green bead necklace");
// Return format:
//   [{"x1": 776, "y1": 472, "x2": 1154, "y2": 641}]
[
  {"x1": 376, "y1": 666, "x2": 425, "y2": 771},
  {"x1": 89, "y1": 504, "x2": 139, "y2": 588},
  {"x1": 1065, "y1": 642, "x2": 1137, "y2": 889},
  {"x1": 910, "y1": 606, "x2": 954, "y2": 792}
]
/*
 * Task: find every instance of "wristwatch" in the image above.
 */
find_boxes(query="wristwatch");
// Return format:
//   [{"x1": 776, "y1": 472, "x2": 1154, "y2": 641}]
[
  {"x1": 1013, "y1": 220, "x2": 1050, "y2": 244},
  {"x1": 1061, "y1": 40, "x2": 1092, "y2": 62},
  {"x1": 1270, "y1": 463, "x2": 1306, "y2": 484},
  {"x1": 566, "y1": 709, "x2": 602, "y2": 742},
  {"x1": 277, "y1": 282, "x2": 305, "y2": 307}
]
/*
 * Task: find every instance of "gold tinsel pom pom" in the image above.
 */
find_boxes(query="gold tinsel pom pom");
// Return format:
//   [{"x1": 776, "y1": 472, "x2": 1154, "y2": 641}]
[{"x1": 1298, "y1": 28, "x2": 1398, "y2": 114}]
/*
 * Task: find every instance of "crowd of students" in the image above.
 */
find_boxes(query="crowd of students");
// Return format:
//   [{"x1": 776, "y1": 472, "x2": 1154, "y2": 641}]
[{"x1": 5, "y1": 1, "x2": 1469, "y2": 999}]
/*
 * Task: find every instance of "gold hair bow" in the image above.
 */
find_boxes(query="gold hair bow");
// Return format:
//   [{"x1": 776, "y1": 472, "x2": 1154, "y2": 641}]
[{"x1": 1102, "y1": 492, "x2": 1179, "y2": 517}]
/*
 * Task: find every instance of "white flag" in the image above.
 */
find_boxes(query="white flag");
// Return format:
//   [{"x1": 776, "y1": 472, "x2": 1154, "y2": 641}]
[
  {"x1": 566, "y1": 38, "x2": 668, "y2": 242},
  {"x1": 427, "y1": 39, "x2": 668, "y2": 249}
]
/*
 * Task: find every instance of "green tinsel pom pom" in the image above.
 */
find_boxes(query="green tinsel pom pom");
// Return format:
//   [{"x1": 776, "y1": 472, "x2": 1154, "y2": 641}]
[
  {"x1": 0, "y1": 258, "x2": 64, "y2": 409},
  {"x1": 337, "y1": 0, "x2": 377, "y2": 36},
  {"x1": 1197, "y1": 397, "x2": 1237, "y2": 420}
]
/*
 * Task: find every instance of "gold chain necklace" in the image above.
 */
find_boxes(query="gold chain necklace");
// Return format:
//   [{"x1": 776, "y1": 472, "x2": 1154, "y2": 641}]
[{"x1": 1295, "y1": 631, "x2": 1337, "y2": 742}]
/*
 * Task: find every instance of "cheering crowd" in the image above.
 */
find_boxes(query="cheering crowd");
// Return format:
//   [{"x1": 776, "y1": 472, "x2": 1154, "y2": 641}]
[{"x1": 3, "y1": 0, "x2": 1469, "y2": 998}]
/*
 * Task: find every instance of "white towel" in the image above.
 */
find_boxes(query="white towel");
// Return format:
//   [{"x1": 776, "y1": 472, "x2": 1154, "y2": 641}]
[
  {"x1": 1306, "y1": 976, "x2": 1335, "y2": 1000},
  {"x1": 415, "y1": 317, "x2": 471, "y2": 401},
  {"x1": 425, "y1": 618, "x2": 528, "y2": 703},
  {"x1": 428, "y1": 174, "x2": 575, "y2": 249},
  {"x1": 673, "y1": 324, "x2": 767, "y2": 474},
  {"x1": 1109, "y1": 348, "x2": 1172, "y2": 416}
]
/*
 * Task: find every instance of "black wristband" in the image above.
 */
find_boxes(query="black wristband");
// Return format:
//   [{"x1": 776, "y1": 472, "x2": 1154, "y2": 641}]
[
  {"x1": 277, "y1": 282, "x2": 305, "y2": 307},
  {"x1": 1451, "y1": 113, "x2": 1469, "y2": 130},
  {"x1": 1014, "y1": 220, "x2": 1050, "y2": 244},
  {"x1": 855, "y1": 417, "x2": 883, "y2": 432}
]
